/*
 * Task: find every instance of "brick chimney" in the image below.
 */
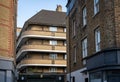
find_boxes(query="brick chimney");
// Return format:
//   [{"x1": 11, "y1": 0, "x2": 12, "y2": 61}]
[{"x1": 56, "y1": 5, "x2": 62, "y2": 12}]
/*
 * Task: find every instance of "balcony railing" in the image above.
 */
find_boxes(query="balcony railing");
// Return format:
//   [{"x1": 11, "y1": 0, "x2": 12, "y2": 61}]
[
  {"x1": 17, "y1": 30, "x2": 66, "y2": 48},
  {"x1": 20, "y1": 59, "x2": 52, "y2": 65},
  {"x1": 16, "y1": 45, "x2": 66, "y2": 59},
  {"x1": 22, "y1": 30, "x2": 66, "y2": 38},
  {"x1": 17, "y1": 59, "x2": 66, "y2": 69},
  {"x1": 54, "y1": 60, "x2": 66, "y2": 65}
]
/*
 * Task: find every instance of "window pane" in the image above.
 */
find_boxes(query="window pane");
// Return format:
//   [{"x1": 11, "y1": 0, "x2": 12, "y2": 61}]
[
  {"x1": 64, "y1": 54, "x2": 67, "y2": 60},
  {"x1": 50, "y1": 40, "x2": 57, "y2": 45},
  {"x1": 83, "y1": 59, "x2": 86, "y2": 65},
  {"x1": 64, "y1": 41, "x2": 66, "y2": 46},
  {"x1": 64, "y1": 28, "x2": 66, "y2": 32},
  {"x1": 83, "y1": 7, "x2": 87, "y2": 26},
  {"x1": 82, "y1": 38, "x2": 87, "y2": 58},
  {"x1": 0, "y1": 71, "x2": 5, "y2": 82},
  {"x1": 50, "y1": 68, "x2": 57, "y2": 72},
  {"x1": 49, "y1": 27, "x2": 57, "y2": 32},
  {"x1": 94, "y1": 0, "x2": 99, "y2": 15},
  {"x1": 90, "y1": 72, "x2": 102, "y2": 82},
  {"x1": 50, "y1": 54, "x2": 57, "y2": 59},
  {"x1": 97, "y1": 31, "x2": 100, "y2": 43},
  {"x1": 95, "y1": 29, "x2": 100, "y2": 52}
]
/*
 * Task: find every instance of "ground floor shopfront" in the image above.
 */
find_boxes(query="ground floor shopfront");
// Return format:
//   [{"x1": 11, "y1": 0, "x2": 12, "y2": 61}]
[
  {"x1": 87, "y1": 48, "x2": 120, "y2": 82},
  {"x1": 18, "y1": 73, "x2": 65, "y2": 82},
  {"x1": 67, "y1": 49, "x2": 120, "y2": 82},
  {"x1": 67, "y1": 69, "x2": 120, "y2": 82},
  {"x1": 66, "y1": 68, "x2": 89, "y2": 82},
  {"x1": 89, "y1": 70, "x2": 120, "y2": 82}
]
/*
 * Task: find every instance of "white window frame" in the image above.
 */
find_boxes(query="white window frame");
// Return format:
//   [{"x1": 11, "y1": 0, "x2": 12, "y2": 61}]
[
  {"x1": 83, "y1": 59, "x2": 86, "y2": 65},
  {"x1": 95, "y1": 28, "x2": 101, "y2": 52},
  {"x1": 94, "y1": 0, "x2": 99, "y2": 15},
  {"x1": 64, "y1": 28, "x2": 66, "y2": 32},
  {"x1": 83, "y1": 7, "x2": 87, "y2": 26},
  {"x1": 64, "y1": 41, "x2": 66, "y2": 46},
  {"x1": 50, "y1": 40, "x2": 57, "y2": 45},
  {"x1": 64, "y1": 54, "x2": 67, "y2": 60},
  {"x1": 49, "y1": 54, "x2": 57, "y2": 59},
  {"x1": 49, "y1": 68, "x2": 57, "y2": 72},
  {"x1": 82, "y1": 38, "x2": 88, "y2": 58},
  {"x1": 49, "y1": 27, "x2": 57, "y2": 32}
]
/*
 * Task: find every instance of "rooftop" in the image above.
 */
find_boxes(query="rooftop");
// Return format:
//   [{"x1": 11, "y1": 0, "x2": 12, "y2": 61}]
[{"x1": 26, "y1": 10, "x2": 66, "y2": 27}]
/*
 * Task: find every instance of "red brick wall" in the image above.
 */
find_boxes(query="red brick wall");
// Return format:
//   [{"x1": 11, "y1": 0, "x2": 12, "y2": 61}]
[{"x1": 0, "y1": 0, "x2": 17, "y2": 58}]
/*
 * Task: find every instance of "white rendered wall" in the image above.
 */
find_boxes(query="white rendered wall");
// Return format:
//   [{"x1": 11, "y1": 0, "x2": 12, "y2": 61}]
[{"x1": 67, "y1": 68, "x2": 88, "y2": 82}]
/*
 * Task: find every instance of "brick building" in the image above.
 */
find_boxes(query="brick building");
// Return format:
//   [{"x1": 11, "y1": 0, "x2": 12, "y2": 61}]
[
  {"x1": 66, "y1": 0, "x2": 120, "y2": 82},
  {"x1": 16, "y1": 6, "x2": 67, "y2": 82},
  {"x1": 0, "y1": 0, "x2": 17, "y2": 82}
]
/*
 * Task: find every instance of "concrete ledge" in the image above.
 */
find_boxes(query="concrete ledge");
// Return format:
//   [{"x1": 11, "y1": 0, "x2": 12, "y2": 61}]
[
  {"x1": 0, "y1": 57, "x2": 15, "y2": 71},
  {"x1": 0, "y1": 57, "x2": 16, "y2": 82}
]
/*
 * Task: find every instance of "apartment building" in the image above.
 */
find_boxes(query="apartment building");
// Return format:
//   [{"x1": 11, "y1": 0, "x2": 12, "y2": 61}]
[
  {"x1": 66, "y1": 0, "x2": 120, "y2": 82},
  {"x1": 17, "y1": 27, "x2": 22, "y2": 37},
  {"x1": 16, "y1": 5, "x2": 67, "y2": 82},
  {"x1": 0, "y1": 0, "x2": 17, "y2": 82}
]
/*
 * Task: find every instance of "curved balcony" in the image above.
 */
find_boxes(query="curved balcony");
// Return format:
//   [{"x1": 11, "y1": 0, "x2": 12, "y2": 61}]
[
  {"x1": 17, "y1": 30, "x2": 66, "y2": 48},
  {"x1": 54, "y1": 60, "x2": 66, "y2": 65},
  {"x1": 17, "y1": 59, "x2": 67, "y2": 69},
  {"x1": 23, "y1": 31, "x2": 66, "y2": 38},
  {"x1": 16, "y1": 45, "x2": 66, "y2": 60}
]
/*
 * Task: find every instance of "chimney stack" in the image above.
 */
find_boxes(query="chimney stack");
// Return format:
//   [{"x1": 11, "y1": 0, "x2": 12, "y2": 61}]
[{"x1": 56, "y1": 5, "x2": 62, "y2": 12}]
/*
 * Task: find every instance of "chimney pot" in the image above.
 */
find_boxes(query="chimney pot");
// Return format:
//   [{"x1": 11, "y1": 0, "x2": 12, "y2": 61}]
[{"x1": 56, "y1": 5, "x2": 62, "y2": 12}]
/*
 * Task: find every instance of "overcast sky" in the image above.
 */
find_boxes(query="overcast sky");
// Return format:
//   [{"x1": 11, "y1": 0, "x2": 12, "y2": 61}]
[{"x1": 17, "y1": 0, "x2": 67, "y2": 27}]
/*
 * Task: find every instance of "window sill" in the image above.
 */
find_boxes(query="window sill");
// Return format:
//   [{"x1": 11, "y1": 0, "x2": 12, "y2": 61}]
[
  {"x1": 92, "y1": 11, "x2": 100, "y2": 18},
  {"x1": 82, "y1": 24, "x2": 87, "y2": 28},
  {"x1": 82, "y1": 56, "x2": 88, "y2": 60}
]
